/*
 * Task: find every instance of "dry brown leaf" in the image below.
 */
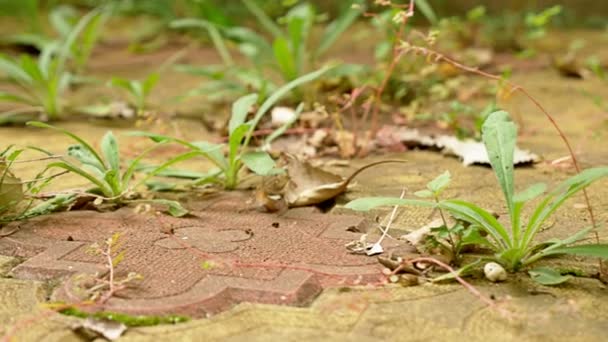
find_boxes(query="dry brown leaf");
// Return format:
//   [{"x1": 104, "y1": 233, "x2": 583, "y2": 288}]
[
  {"x1": 0, "y1": 166, "x2": 23, "y2": 208},
  {"x1": 283, "y1": 154, "x2": 406, "y2": 207}
]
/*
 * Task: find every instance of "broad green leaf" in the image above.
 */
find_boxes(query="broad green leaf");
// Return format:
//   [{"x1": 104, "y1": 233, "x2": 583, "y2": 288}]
[
  {"x1": 103, "y1": 169, "x2": 121, "y2": 194},
  {"x1": 67, "y1": 145, "x2": 106, "y2": 172},
  {"x1": 514, "y1": 183, "x2": 547, "y2": 203},
  {"x1": 317, "y1": 0, "x2": 364, "y2": 58},
  {"x1": 241, "y1": 151, "x2": 282, "y2": 176},
  {"x1": 427, "y1": 171, "x2": 451, "y2": 194},
  {"x1": 28, "y1": 121, "x2": 106, "y2": 167},
  {"x1": 228, "y1": 124, "x2": 250, "y2": 167},
  {"x1": 345, "y1": 197, "x2": 435, "y2": 211},
  {"x1": 286, "y1": 3, "x2": 314, "y2": 75},
  {"x1": 539, "y1": 244, "x2": 608, "y2": 259},
  {"x1": 273, "y1": 37, "x2": 297, "y2": 81},
  {"x1": 100, "y1": 131, "x2": 120, "y2": 171},
  {"x1": 523, "y1": 167, "x2": 608, "y2": 247},
  {"x1": 482, "y1": 111, "x2": 517, "y2": 217},
  {"x1": 229, "y1": 94, "x2": 258, "y2": 134},
  {"x1": 528, "y1": 267, "x2": 572, "y2": 285},
  {"x1": 440, "y1": 199, "x2": 511, "y2": 249}
]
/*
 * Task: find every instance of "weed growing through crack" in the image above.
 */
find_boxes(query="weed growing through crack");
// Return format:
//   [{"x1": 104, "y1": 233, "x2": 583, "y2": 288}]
[
  {"x1": 172, "y1": 0, "x2": 365, "y2": 101},
  {"x1": 346, "y1": 110, "x2": 608, "y2": 281},
  {"x1": 130, "y1": 67, "x2": 328, "y2": 190},
  {"x1": 26, "y1": 122, "x2": 189, "y2": 216}
]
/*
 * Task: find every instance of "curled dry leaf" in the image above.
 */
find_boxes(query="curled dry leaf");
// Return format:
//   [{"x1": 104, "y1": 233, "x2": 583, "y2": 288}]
[
  {"x1": 282, "y1": 154, "x2": 407, "y2": 207},
  {"x1": 255, "y1": 155, "x2": 406, "y2": 212}
]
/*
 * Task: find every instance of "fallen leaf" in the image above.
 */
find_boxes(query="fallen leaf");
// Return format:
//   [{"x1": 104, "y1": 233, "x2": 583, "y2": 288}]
[{"x1": 282, "y1": 154, "x2": 406, "y2": 207}]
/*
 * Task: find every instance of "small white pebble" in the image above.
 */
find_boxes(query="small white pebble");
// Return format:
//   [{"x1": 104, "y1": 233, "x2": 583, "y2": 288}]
[
  {"x1": 484, "y1": 262, "x2": 507, "y2": 282},
  {"x1": 271, "y1": 106, "x2": 296, "y2": 127}
]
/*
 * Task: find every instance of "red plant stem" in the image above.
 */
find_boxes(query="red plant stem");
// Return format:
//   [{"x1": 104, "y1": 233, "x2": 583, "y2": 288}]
[{"x1": 369, "y1": 0, "x2": 415, "y2": 137}]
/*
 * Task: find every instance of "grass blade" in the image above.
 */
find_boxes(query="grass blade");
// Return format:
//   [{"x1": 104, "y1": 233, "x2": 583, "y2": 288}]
[
  {"x1": 100, "y1": 131, "x2": 120, "y2": 171},
  {"x1": 316, "y1": 0, "x2": 364, "y2": 58},
  {"x1": 244, "y1": 66, "x2": 330, "y2": 147},
  {"x1": 27, "y1": 121, "x2": 106, "y2": 167},
  {"x1": 229, "y1": 94, "x2": 258, "y2": 134},
  {"x1": 482, "y1": 111, "x2": 517, "y2": 219},
  {"x1": 241, "y1": 0, "x2": 283, "y2": 38},
  {"x1": 47, "y1": 161, "x2": 112, "y2": 196}
]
